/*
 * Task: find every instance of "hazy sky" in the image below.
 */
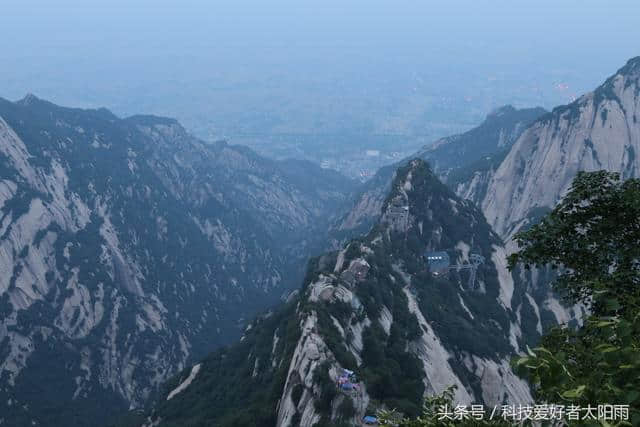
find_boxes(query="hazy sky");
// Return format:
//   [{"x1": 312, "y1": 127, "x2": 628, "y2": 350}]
[
  {"x1": 1, "y1": 1, "x2": 639, "y2": 145},
  {"x1": 3, "y1": 1, "x2": 637, "y2": 57}
]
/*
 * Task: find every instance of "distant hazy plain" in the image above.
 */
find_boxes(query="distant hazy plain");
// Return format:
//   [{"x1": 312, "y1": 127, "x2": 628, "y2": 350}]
[{"x1": 1, "y1": 1, "x2": 638, "y2": 176}]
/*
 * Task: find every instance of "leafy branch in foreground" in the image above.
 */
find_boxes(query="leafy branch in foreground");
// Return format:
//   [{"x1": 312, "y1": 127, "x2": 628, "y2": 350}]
[
  {"x1": 377, "y1": 386, "x2": 511, "y2": 426},
  {"x1": 507, "y1": 170, "x2": 640, "y2": 315},
  {"x1": 508, "y1": 171, "x2": 640, "y2": 426}
]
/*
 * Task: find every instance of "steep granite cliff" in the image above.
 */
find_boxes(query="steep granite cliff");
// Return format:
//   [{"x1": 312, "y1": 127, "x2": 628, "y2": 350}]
[
  {"x1": 479, "y1": 57, "x2": 640, "y2": 239},
  {"x1": 142, "y1": 159, "x2": 572, "y2": 427},
  {"x1": 0, "y1": 95, "x2": 355, "y2": 426},
  {"x1": 331, "y1": 106, "x2": 546, "y2": 244}
]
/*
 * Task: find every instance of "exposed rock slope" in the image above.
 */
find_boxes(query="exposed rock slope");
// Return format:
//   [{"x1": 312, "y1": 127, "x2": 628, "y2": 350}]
[
  {"x1": 331, "y1": 106, "x2": 545, "y2": 243},
  {"x1": 144, "y1": 159, "x2": 569, "y2": 427},
  {"x1": 480, "y1": 57, "x2": 640, "y2": 238},
  {"x1": 0, "y1": 95, "x2": 355, "y2": 426},
  {"x1": 416, "y1": 105, "x2": 546, "y2": 176}
]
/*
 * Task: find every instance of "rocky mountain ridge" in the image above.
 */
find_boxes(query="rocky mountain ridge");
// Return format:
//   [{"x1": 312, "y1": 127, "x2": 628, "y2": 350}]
[
  {"x1": 331, "y1": 105, "x2": 546, "y2": 244},
  {"x1": 335, "y1": 57, "x2": 640, "y2": 247},
  {"x1": 142, "y1": 159, "x2": 578, "y2": 427},
  {"x1": 476, "y1": 56, "x2": 640, "y2": 239},
  {"x1": 0, "y1": 95, "x2": 356, "y2": 427},
  {"x1": 134, "y1": 57, "x2": 640, "y2": 427}
]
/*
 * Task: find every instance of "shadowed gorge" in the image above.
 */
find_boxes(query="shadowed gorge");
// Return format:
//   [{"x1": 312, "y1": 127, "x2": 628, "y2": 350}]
[
  {"x1": 0, "y1": 96, "x2": 356, "y2": 426},
  {"x1": 1, "y1": 3, "x2": 640, "y2": 426}
]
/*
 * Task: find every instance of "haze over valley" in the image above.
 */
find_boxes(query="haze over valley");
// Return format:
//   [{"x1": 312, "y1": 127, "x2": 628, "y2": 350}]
[
  {"x1": 1, "y1": 2, "x2": 639, "y2": 427},
  {"x1": 2, "y1": 1, "x2": 638, "y2": 178}
]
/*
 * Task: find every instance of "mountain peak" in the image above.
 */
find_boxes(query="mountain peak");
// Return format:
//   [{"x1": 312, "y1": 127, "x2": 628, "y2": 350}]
[
  {"x1": 618, "y1": 56, "x2": 640, "y2": 77},
  {"x1": 387, "y1": 158, "x2": 433, "y2": 201},
  {"x1": 9, "y1": 94, "x2": 118, "y2": 121},
  {"x1": 481, "y1": 56, "x2": 640, "y2": 239},
  {"x1": 17, "y1": 93, "x2": 44, "y2": 106},
  {"x1": 405, "y1": 157, "x2": 429, "y2": 175},
  {"x1": 487, "y1": 104, "x2": 516, "y2": 117},
  {"x1": 141, "y1": 140, "x2": 538, "y2": 426},
  {"x1": 125, "y1": 114, "x2": 181, "y2": 127}
]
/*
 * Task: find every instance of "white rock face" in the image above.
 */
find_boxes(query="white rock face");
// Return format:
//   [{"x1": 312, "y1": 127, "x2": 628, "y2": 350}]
[
  {"x1": 271, "y1": 237, "x2": 541, "y2": 426},
  {"x1": 0, "y1": 117, "x2": 183, "y2": 411},
  {"x1": 469, "y1": 356, "x2": 532, "y2": 407},
  {"x1": 492, "y1": 244, "x2": 514, "y2": 310},
  {"x1": 481, "y1": 58, "x2": 640, "y2": 239},
  {"x1": 276, "y1": 312, "x2": 328, "y2": 427},
  {"x1": 454, "y1": 167, "x2": 495, "y2": 207},
  {"x1": 442, "y1": 60, "x2": 640, "y2": 359},
  {"x1": 378, "y1": 306, "x2": 393, "y2": 335},
  {"x1": 0, "y1": 97, "x2": 355, "y2": 425},
  {"x1": 166, "y1": 363, "x2": 201, "y2": 401},
  {"x1": 274, "y1": 266, "x2": 378, "y2": 427},
  {"x1": 403, "y1": 287, "x2": 473, "y2": 403}
]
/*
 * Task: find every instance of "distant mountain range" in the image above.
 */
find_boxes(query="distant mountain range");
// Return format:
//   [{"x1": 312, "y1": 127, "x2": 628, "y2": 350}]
[
  {"x1": 0, "y1": 95, "x2": 355, "y2": 426},
  {"x1": 479, "y1": 56, "x2": 640, "y2": 239},
  {"x1": 139, "y1": 159, "x2": 543, "y2": 426},
  {"x1": 416, "y1": 104, "x2": 547, "y2": 175},
  {"x1": 138, "y1": 56, "x2": 640, "y2": 427},
  {"x1": 2, "y1": 55, "x2": 640, "y2": 427},
  {"x1": 330, "y1": 104, "x2": 547, "y2": 244}
]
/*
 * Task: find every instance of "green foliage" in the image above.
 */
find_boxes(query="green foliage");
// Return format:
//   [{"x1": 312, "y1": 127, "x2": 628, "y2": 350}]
[
  {"x1": 146, "y1": 299, "x2": 302, "y2": 427},
  {"x1": 377, "y1": 386, "x2": 511, "y2": 427},
  {"x1": 311, "y1": 361, "x2": 347, "y2": 426},
  {"x1": 508, "y1": 170, "x2": 640, "y2": 315},
  {"x1": 291, "y1": 412, "x2": 302, "y2": 426},
  {"x1": 360, "y1": 321, "x2": 425, "y2": 417},
  {"x1": 313, "y1": 361, "x2": 338, "y2": 414},
  {"x1": 338, "y1": 395, "x2": 357, "y2": 419},
  {"x1": 508, "y1": 171, "x2": 640, "y2": 425},
  {"x1": 315, "y1": 301, "x2": 359, "y2": 368},
  {"x1": 291, "y1": 383, "x2": 304, "y2": 407},
  {"x1": 513, "y1": 315, "x2": 640, "y2": 424}
]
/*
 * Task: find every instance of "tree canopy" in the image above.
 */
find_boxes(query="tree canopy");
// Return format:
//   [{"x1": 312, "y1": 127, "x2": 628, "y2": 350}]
[{"x1": 508, "y1": 171, "x2": 640, "y2": 426}]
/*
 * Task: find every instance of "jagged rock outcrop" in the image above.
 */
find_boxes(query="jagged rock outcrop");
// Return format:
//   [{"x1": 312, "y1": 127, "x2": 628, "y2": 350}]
[
  {"x1": 480, "y1": 57, "x2": 640, "y2": 239},
  {"x1": 0, "y1": 96, "x2": 355, "y2": 427},
  {"x1": 330, "y1": 105, "x2": 546, "y2": 244},
  {"x1": 416, "y1": 105, "x2": 546, "y2": 176},
  {"x1": 131, "y1": 57, "x2": 640, "y2": 427},
  {"x1": 338, "y1": 57, "x2": 640, "y2": 244},
  {"x1": 144, "y1": 159, "x2": 569, "y2": 427}
]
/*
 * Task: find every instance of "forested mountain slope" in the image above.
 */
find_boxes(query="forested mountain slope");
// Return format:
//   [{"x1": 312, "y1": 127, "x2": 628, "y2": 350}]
[
  {"x1": 142, "y1": 159, "x2": 576, "y2": 427},
  {"x1": 0, "y1": 95, "x2": 355, "y2": 426}
]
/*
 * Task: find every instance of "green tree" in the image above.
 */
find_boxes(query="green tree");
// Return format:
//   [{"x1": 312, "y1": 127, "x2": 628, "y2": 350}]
[
  {"x1": 377, "y1": 386, "x2": 511, "y2": 426},
  {"x1": 508, "y1": 171, "x2": 640, "y2": 426}
]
